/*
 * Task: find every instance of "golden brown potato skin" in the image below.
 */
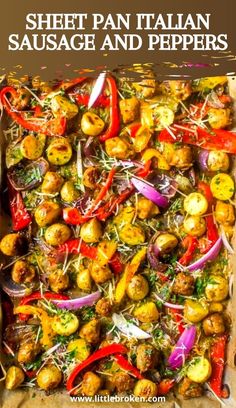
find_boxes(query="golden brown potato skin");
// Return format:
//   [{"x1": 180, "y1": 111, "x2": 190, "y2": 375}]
[
  {"x1": 178, "y1": 377, "x2": 203, "y2": 399},
  {"x1": 79, "y1": 319, "x2": 101, "y2": 344},
  {"x1": 11, "y1": 260, "x2": 35, "y2": 284},
  {"x1": 5, "y1": 366, "x2": 25, "y2": 390},
  {"x1": 81, "y1": 112, "x2": 105, "y2": 136},
  {"x1": 60, "y1": 181, "x2": 79, "y2": 203},
  {"x1": 80, "y1": 219, "x2": 103, "y2": 243},
  {"x1": 48, "y1": 269, "x2": 69, "y2": 293},
  {"x1": 12, "y1": 89, "x2": 31, "y2": 110},
  {"x1": 0, "y1": 233, "x2": 26, "y2": 256},
  {"x1": 134, "y1": 302, "x2": 159, "y2": 323},
  {"x1": 95, "y1": 298, "x2": 112, "y2": 317},
  {"x1": 119, "y1": 97, "x2": 140, "y2": 124},
  {"x1": 202, "y1": 313, "x2": 225, "y2": 336},
  {"x1": 112, "y1": 372, "x2": 134, "y2": 393},
  {"x1": 136, "y1": 344, "x2": 159, "y2": 372},
  {"x1": 134, "y1": 379, "x2": 157, "y2": 399},
  {"x1": 168, "y1": 81, "x2": 192, "y2": 101},
  {"x1": 137, "y1": 197, "x2": 159, "y2": 220},
  {"x1": 155, "y1": 233, "x2": 178, "y2": 254},
  {"x1": 81, "y1": 372, "x2": 102, "y2": 396},
  {"x1": 126, "y1": 275, "x2": 149, "y2": 301},
  {"x1": 184, "y1": 300, "x2": 209, "y2": 323},
  {"x1": 17, "y1": 342, "x2": 41, "y2": 364},
  {"x1": 34, "y1": 201, "x2": 61, "y2": 227},
  {"x1": 215, "y1": 201, "x2": 235, "y2": 225},
  {"x1": 36, "y1": 365, "x2": 62, "y2": 391},
  {"x1": 172, "y1": 272, "x2": 195, "y2": 296},
  {"x1": 207, "y1": 151, "x2": 229, "y2": 172},
  {"x1": 44, "y1": 223, "x2": 71, "y2": 246},
  {"x1": 41, "y1": 171, "x2": 64, "y2": 194},
  {"x1": 83, "y1": 167, "x2": 100, "y2": 189},
  {"x1": 90, "y1": 262, "x2": 112, "y2": 284}
]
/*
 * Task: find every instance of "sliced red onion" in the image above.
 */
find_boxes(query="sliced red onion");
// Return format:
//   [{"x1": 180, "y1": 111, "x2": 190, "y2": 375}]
[
  {"x1": 8, "y1": 158, "x2": 49, "y2": 191},
  {"x1": 4, "y1": 323, "x2": 38, "y2": 344},
  {"x1": 88, "y1": 72, "x2": 106, "y2": 109},
  {"x1": 131, "y1": 177, "x2": 168, "y2": 208},
  {"x1": 0, "y1": 274, "x2": 35, "y2": 298},
  {"x1": 52, "y1": 291, "x2": 101, "y2": 310},
  {"x1": 189, "y1": 168, "x2": 196, "y2": 186},
  {"x1": 198, "y1": 149, "x2": 209, "y2": 172},
  {"x1": 221, "y1": 228, "x2": 234, "y2": 254},
  {"x1": 154, "y1": 293, "x2": 184, "y2": 310},
  {"x1": 187, "y1": 236, "x2": 222, "y2": 272},
  {"x1": 83, "y1": 136, "x2": 95, "y2": 158},
  {"x1": 168, "y1": 325, "x2": 197, "y2": 369},
  {"x1": 151, "y1": 174, "x2": 177, "y2": 198},
  {"x1": 112, "y1": 313, "x2": 151, "y2": 339},
  {"x1": 147, "y1": 244, "x2": 160, "y2": 269}
]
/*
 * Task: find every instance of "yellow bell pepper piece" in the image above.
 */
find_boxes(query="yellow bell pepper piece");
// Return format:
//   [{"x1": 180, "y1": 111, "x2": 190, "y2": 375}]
[
  {"x1": 114, "y1": 247, "x2": 147, "y2": 304},
  {"x1": 14, "y1": 305, "x2": 55, "y2": 348},
  {"x1": 97, "y1": 240, "x2": 117, "y2": 266},
  {"x1": 142, "y1": 148, "x2": 170, "y2": 170}
]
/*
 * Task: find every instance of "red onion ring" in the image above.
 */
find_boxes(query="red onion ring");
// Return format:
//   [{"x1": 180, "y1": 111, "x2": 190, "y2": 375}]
[{"x1": 131, "y1": 177, "x2": 169, "y2": 208}]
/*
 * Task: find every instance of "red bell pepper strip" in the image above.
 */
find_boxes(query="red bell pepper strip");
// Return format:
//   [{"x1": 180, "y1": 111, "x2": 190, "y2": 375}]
[
  {"x1": 57, "y1": 239, "x2": 98, "y2": 260},
  {"x1": 18, "y1": 291, "x2": 69, "y2": 321},
  {"x1": 178, "y1": 235, "x2": 198, "y2": 266},
  {"x1": 159, "y1": 124, "x2": 236, "y2": 154},
  {"x1": 86, "y1": 167, "x2": 116, "y2": 215},
  {"x1": 99, "y1": 77, "x2": 120, "y2": 142},
  {"x1": 208, "y1": 334, "x2": 229, "y2": 399},
  {"x1": 57, "y1": 77, "x2": 87, "y2": 91},
  {"x1": 74, "y1": 93, "x2": 110, "y2": 108},
  {"x1": 136, "y1": 160, "x2": 151, "y2": 178},
  {"x1": 197, "y1": 181, "x2": 218, "y2": 254},
  {"x1": 169, "y1": 308, "x2": 185, "y2": 335},
  {"x1": 157, "y1": 379, "x2": 175, "y2": 395},
  {"x1": 127, "y1": 123, "x2": 142, "y2": 138},
  {"x1": 109, "y1": 252, "x2": 124, "y2": 275},
  {"x1": 8, "y1": 182, "x2": 32, "y2": 231},
  {"x1": 114, "y1": 354, "x2": 143, "y2": 379},
  {"x1": 0, "y1": 87, "x2": 67, "y2": 136},
  {"x1": 66, "y1": 344, "x2": 127, "y2": 394},
  {"x1": 63, "y1": 207, "x2": 87, "y2": 226},
  {"x1": 96, "y1": 188, "x2": 134, "y2": 221}
]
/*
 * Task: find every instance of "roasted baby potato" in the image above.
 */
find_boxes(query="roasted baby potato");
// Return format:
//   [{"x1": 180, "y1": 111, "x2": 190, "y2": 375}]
[
  {"x1": 105, "y1": 137, "x2": 134, "y2": 159},
  {"x1": 184, "y1": 193, "x2": 208, "y2": 216},
  {"x1": 47, "y1": 138, "x2": 72, "y2": 165},
  {"x1": 52, "y1": 312, "x2": 79, "y2": 336},
  {"x1": 0, "y1": 233, "x2": 26, "y2": 256},
  {"x1": 83, "y1": 167, "x2": 100, "y2": 189},
  {"x1": 36, "y1": 365, "x2": 62, "y2": 391},
  {"x1": 90, "y1": 262, "x2": 112, "y2": 284},
  {"x1": 208, "y1": 108, "x2": 231, "y2": 129},
  {"x1": 168, "y1": 80, "x2": 192, "y2": 100},
  {"x1": 126, "y1": 275, "x2": 149, "y2": 300},
  {"x1": 67, "y1": 338, "x2": 91, "y2": 361},
  {"x1": 133, "y1": 78, "x2": 156, "y2": 98},
  {"x1": 34, "y1": 201, "x2": 61, "y2": 227},
  {"x1": 178, "y1": 377, "x2": 203, "y2": 399},
  {"x1": 183, "y1": 215, "x2": 206, "y2": 237},
  {"x1": 79, "y1": 319, "x2": 101, "y2": 344},
  {"x1": 155, "y1": 233, "x2": 178, "y2": 254},
  {"x1": 210, "y1": 173, "x2": 235, "y2": 200},
  {"x1": 207, "y1": 151, "x2": 229, "y2": 172},
  {"x1": 81, "y1": 112, "x2": 105, "y2": 136},
  {"x1": 5, "y1": 366, "x2": 25, "y2": 390},
  {"x1": 48, "y1": 269, "x2": 69, "y2": 293},
  {"x1": 44, "y1": 223, "x2": 71, "y2": 246},
  {"x1": 215, "y1": 201, "x2": 235, "y2": 225},
  {"x1": 20, "y1": 134, "x2": 45, "y2": 160},
  {"x1": 134, "y1": 301, "x2": 159, "y2": 323},
  {"x1": 141, "y1": 103, "x2": 174, "y2": 131},
  {"x1": 80, "y1": 218, "x2": 103, "y2": 243},
  {"x1": 205, "y1": 275, "x2": 228, "y2": 302},
  {"x1": 41, "y1": 171, "x2": 64, "y2": 194},
  {"x1": 187, "y1": 357, "x2": 212, "y2": 383},
  {"x1": 133, "y1": 379, "x2": 157, "y2": 399},
  {"x1": 81, "y1": 372, "x2": 102, "y2": 396},
  {"x1": 184, "y1": 299, "x2": 209, "y2": 323},
  {"x1": 119, "y1": 97, "x2": 140, "y2": 124},
  {"x1": 60, "y1": 181, "x2": 79, "y2": 203},
  {"x1": 11, "y1": 260, "x2": 35, "y2": 284},
  {"x1": 77, "y1": 268, "x2": 92, "y2": 292},
  {"x1": 133, "y1": 126, "x2": 152, "y2": 153},
  {"x1": 51, "y1": 95, "x2": 78, "y2": 119}
]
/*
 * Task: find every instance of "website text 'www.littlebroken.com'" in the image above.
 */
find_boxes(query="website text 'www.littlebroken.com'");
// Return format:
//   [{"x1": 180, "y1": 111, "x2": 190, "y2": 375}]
[{"x1": 70, "y1": 395, "x2": 166, "y2": 403}]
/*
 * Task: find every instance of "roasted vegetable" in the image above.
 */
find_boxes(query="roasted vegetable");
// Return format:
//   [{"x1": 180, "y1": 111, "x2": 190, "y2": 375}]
[
  {"x1": 36, "y1": 365, "x2": 62, "y2": 391},
  {"x1": 44, "y1": 223, "x2": 71, "y2": 246},
  {"x1": 5, "y1": 366, "x2": 25, "y2": 390},
  {"x1": 52, "y1": 311, "x2": 79, "y2": 336}
]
